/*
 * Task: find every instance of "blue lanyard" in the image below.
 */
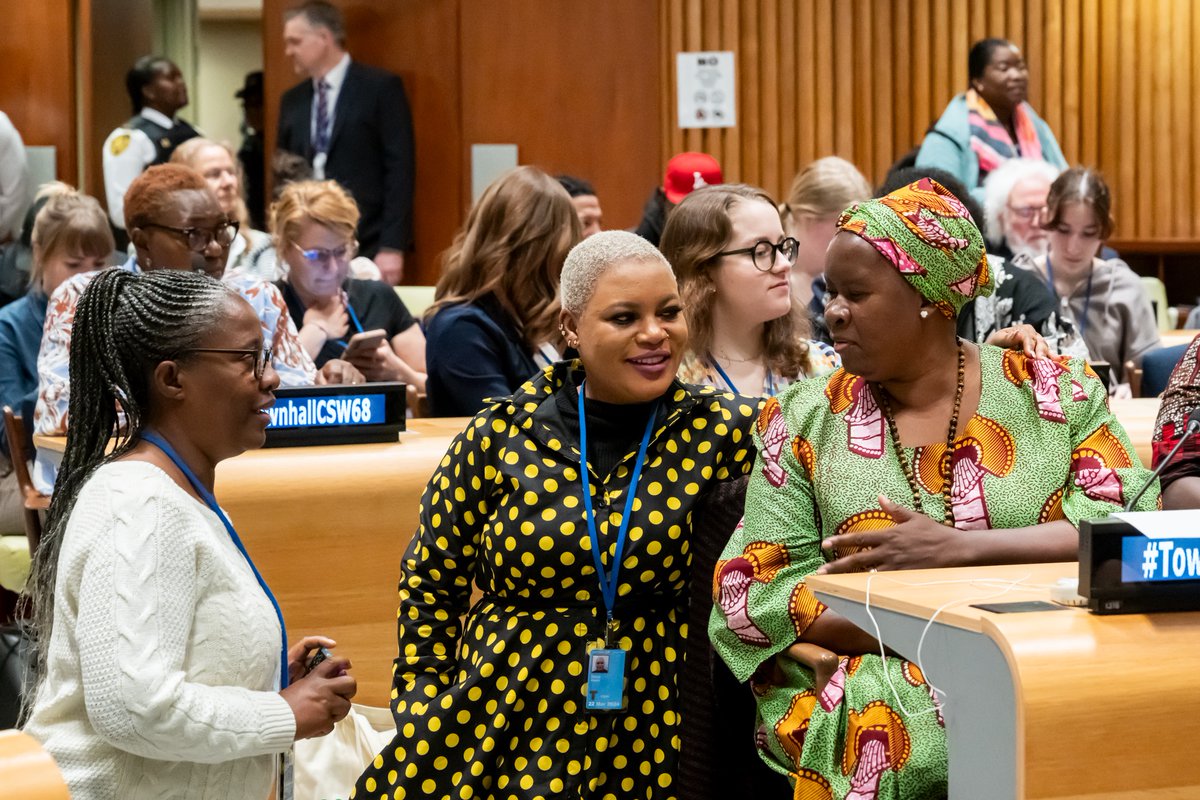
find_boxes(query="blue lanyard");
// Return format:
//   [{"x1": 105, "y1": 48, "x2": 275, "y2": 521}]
[
  {"x1": 1044, "y1": 254, "x2": 1093, "y2": 339},
  {"x1": 345, "y1": 299, "x2": 364, "y2": 334},
  {"x1": 710, "y1": 357, "x2": 776, "y2": 397},
  {"x1": 577, "y1": 382, "x2": 659, "y2": 640},
  {"x1": 329, "y1": 298, "x2": 365, "y2": 350},
  {"x1": 139, "y1": 430, "x2": 289, "y2": 688}
]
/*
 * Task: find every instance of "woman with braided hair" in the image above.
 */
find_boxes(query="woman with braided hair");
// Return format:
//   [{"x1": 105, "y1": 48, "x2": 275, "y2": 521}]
[
  {"x1": 709, "y1": 179, "x2": 1154, "y2": 798},
  {"x1": 23, "y1": 267, "x2": 356, "y2": 799}
]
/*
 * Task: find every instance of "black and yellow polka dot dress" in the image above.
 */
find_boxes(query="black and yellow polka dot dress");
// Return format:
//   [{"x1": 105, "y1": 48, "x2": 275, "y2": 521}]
[{"x1": 352, "y1": 362, "x2": 757, "y2": 800}]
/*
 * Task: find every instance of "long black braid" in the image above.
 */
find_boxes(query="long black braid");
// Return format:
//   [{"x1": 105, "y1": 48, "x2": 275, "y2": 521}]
[{"x1": 25, "y1": 267, "x2": 236, "y2": 696}]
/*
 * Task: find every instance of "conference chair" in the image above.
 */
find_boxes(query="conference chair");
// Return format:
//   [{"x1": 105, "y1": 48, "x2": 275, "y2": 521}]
[
  {"x1": 2, "y1": 407, "x2": 48, "y2": 555},
  {"x1": 1132, "y1": 344, "x2": 1189, "y2": 398},
  {"x1": 395, "y1": 285, "x2": 436, "y2": 320},
  {"x1": 1140, "y1": 276, "x2": 1172, "y2": 333}
]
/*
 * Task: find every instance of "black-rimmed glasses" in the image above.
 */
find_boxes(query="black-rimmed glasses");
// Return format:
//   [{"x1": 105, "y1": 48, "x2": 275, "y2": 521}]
[
  {"x1": 144, "y1": 220, "x2": 239, "y2": 253},
  {"x1": 178, "y1": 346, "x2": 273, "y2": 380},
  {"x1": 716, "y1": 237, "x2": 799, "y2": 271}
]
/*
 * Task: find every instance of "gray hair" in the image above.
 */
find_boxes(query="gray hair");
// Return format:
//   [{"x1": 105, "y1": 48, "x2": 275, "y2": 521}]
[
  {"x1": 285, "y1": 1, "x2": 346, "y2": 47},
  {"x1": 982, "y1": 158, "x2": 1061, "y2": 248},
  {"x1": 559, "y1": 230, "x2": 672, "y2": 316}
]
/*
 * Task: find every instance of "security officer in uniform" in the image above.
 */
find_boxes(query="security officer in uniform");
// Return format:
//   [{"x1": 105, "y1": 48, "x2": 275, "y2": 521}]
[{"x1": 102, "y1": 56, "x2": 200, "y2": 239}]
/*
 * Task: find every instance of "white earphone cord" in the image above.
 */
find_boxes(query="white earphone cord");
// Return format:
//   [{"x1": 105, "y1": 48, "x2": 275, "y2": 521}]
[{"x1": 861, "y1": 573, "x2": 1050, "y2": 717}]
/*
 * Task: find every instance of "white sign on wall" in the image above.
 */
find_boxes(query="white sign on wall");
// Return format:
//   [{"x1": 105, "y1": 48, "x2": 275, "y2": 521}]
[{"x1": 676, "y1": 51, "x2": 736, "y2": 129}]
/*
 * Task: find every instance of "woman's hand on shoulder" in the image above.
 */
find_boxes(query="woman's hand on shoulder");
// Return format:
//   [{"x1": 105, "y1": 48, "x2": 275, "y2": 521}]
[
  {"x1": 281, "y1": 655, "x2": 357, "y2": 740},
  {"x1": 816, "y1": 495, "x2": 972, "y2": 574},
  {"x1": 986, "y1": 324, "x2": 1052, "y2": 359}
]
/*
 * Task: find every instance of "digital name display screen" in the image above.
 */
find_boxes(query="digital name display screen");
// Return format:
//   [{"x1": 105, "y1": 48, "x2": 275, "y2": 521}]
[
  {"x1": 266, "y1": 393, "x2": 388, "y2": 429},
  {"x1": 1120, "y1": 537, "x2": 1200, "y2": 583}
]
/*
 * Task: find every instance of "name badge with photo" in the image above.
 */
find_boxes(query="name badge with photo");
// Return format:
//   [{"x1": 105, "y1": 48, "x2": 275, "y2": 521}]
[{"x1": 585, "y1": 648, "x2": 626, "y2": 712}]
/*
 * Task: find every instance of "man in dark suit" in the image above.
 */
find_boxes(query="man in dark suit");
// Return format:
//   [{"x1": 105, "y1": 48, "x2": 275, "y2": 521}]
[{"x1": 277, "y1": 1, "x2": 414, "y2": 284}]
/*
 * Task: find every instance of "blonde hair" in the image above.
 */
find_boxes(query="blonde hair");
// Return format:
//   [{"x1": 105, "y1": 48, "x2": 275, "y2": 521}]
[
  {"x1": 779, "y1": 156, "x2": 872, "y2": 228},
  {"x1": 560, "y1": 230, "x2": 671, "y2": 316},
  {"x1": 171, "y1": 137, "x2": 253, "y2": 245},
  {"x1": 659, "y1": 184, "x2": 813, "y2": 380},
  {"x1": 429, "y1": 166, "x2": 581, "y2": 349},
  {"x1": 29, "y1": 183, "x2": 114, "y2": 286},
  {"x1": 268, "y1": 179, "x2": 360, "y2": 253}
]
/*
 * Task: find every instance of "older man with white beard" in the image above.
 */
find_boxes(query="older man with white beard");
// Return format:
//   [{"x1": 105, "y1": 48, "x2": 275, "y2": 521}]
[{"x1": 983, "y1": 158, "x2": 1060, "y2": 261}]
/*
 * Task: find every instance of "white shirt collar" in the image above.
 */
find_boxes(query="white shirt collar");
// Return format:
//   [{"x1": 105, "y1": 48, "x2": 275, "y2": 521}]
[
  {"x1": 315, "y1": 53, "x2": 351, "y2": 94},
  {"x1": 139, "y1": 107, "x2": 175, "y2": 128}
]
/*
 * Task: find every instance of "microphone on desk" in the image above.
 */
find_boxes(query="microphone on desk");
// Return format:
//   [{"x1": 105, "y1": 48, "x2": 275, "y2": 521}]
[{"x1": 1123, "y1": 408, "x2": 1200, "y2": 512}]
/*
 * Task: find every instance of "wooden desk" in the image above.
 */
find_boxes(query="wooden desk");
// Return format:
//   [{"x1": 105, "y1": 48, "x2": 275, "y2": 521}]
[
  {"x1": 807, "y1": 564, "x2": 1200, "y2": 799},
  {"x1": 1159, "y1": 329, "x2": 1199, "y2": 349},
  {"x1": 38, "y1": 418, "x2": 470, "y2": 708},
  {"x1": 0, "y1": 730, "x2": 69, "y2": 799}
]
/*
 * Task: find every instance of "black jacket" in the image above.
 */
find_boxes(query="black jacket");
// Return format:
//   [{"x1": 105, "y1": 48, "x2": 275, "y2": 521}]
[{"x1": 277, "y1": 61, "x2": 415, "y2": 255}]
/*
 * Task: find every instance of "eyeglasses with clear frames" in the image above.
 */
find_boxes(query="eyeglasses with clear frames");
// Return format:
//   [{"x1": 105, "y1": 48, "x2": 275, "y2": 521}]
[
  {"x1": 291, "y1": 241, "x2": 358, "y2": 265},
  {"x1": 1007, "y1": 204, "x2": 1046, "y2": 221},
  {"x1": 143, "y1": 221, "x2": 240, "y2": 253},
  {"x1": 178, "y1": 346, "x2": 273, "y2": 380},
  {"x1": 716, "y1": 237, "x2": 800, "y2": 271}
]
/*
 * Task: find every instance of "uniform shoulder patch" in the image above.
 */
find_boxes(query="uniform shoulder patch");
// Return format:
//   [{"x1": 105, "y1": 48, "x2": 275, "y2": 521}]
[{"x1": 109, "y1": 132, "x2": 131, "y2": 156}]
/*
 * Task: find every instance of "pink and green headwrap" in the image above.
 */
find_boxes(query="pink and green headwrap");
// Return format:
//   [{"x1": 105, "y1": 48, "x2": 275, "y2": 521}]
[{"x1": 837, "y1": 178, "x2": 993, "y2": 318}]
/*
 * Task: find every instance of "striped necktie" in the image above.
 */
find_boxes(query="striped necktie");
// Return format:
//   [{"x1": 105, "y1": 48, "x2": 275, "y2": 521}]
[{"x1": 314, "y1": 79, "x2": 330, "y2": 154}]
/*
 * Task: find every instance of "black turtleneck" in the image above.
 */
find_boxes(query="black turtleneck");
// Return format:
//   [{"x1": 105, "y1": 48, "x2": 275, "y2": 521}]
[{"x1": 555, "y1": 385, "x2": 658, "y2": 480}]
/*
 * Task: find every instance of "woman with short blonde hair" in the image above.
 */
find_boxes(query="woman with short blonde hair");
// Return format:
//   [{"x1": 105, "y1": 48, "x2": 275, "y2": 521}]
[{"x1": 271, "y1": 179, "x2": 426, "y2": 389}]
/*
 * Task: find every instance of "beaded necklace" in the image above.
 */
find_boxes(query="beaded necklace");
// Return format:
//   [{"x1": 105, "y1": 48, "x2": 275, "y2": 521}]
[{"x1": 874, "y1": 340, "x2": 966, "y2": 527}]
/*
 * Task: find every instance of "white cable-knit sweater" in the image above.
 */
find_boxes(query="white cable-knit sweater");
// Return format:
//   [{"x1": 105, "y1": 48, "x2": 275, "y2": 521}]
[{"x1": 24, "y1": 461, "x2": 296, "y2": 799}]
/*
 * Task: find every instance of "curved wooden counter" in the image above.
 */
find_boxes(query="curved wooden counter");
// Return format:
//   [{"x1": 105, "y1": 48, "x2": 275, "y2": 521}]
[
  {"x1": 35, "y1": 420, "x2": 467, "y2": 710},
  {"x1": 211, "y1": 418, "x2": 468, "y2": 707},
  {"x1": 0, "y1": 729, "x2": 69, "y2": 799},
  {"x1": 808, "y1": 563, "x2": 1200, "y2": 798}
]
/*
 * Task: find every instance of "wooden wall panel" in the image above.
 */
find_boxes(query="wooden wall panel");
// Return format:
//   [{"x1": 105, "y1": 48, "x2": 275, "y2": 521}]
[
  {"x1": 263, "y1": 0, "x2": 461, "y2": 286},
  {"x1": 80, "y1": 0, "x2": 156, "y2": 204},
  {"x1": 263, "y1": 0, "x2": 660, "y2": 286},
  {"x1": 661, "y1": 0, "x2": 1200, "y2": 245},
  {"x1": 458, "y1": 0, "x2": 660, "y2": 234},
  {"x1": 0, "y1": 0, "x2": 76, "y2": 186}
]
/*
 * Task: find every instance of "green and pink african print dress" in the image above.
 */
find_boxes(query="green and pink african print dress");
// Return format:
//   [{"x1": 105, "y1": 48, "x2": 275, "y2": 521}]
[{"x1": 709, "y1": 345, "x2": 1157, "y2": 800}]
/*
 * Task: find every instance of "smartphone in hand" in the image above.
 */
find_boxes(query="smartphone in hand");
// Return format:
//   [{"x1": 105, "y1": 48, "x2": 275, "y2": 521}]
[
  {"x1": 342, "y1": 328, "x2": 387, "y2": 360},
  {"x1": 305, "y1": 646, "x2": 333, "y2": 675}
]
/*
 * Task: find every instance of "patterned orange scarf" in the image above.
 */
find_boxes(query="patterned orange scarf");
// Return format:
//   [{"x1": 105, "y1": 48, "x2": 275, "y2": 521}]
[{"x1": 966, "y1": 88, "x2": 1043, "y2": 184}]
